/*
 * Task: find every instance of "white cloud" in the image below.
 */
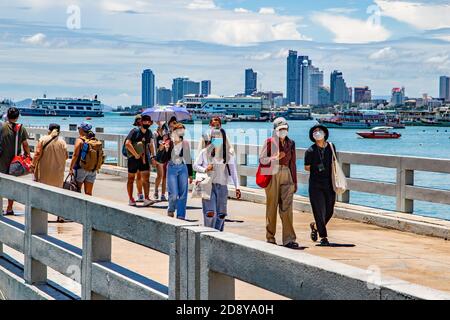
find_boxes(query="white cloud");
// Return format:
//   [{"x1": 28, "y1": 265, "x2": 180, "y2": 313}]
[
  {"x1": 21, "y1": 33, "x2": 48, "y2": 46},
  {"x1": 426, "y1": 54, "x2": 449, "y2": 64},
  {"x1": 234, "y1": 8, "x2": 250, "y2": 13},
  {"x1": 375, "y1": 0, "x2": 450, "y2": 30},
  {"x1": 259, "y1": 7, "x2": 276, "y2": 15},
  {"x1": 325, "y1": 7, "x2": 358, "y2": 14},
  {"x1": 369, "y1": 47, "x2": 398, "y2": 60},
  {"x1": 187, "y1": 0, "x2": 217, "y2": 10},
  {"x1": 312, "y1": 13, "x2": 391, "y2": 43},
  {"x1": 246, "y1": 48, "x2": 290, "y2": 61}
]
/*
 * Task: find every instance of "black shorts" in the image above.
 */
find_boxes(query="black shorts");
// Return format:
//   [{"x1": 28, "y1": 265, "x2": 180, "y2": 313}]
[{"x1": 127, "y1": 157, "x2": 150, "y2": 174}]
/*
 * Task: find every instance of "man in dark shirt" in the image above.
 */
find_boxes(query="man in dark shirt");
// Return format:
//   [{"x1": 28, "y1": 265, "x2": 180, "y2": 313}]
[
  {"x1": 125, "y1": 114, "x2": 156, "y2": 207},
  {"x1": 304, "y1": 124, "x2": 336, "y2": 246},
  {"x1": 1, "y1": 108, "x2": 30, "y2": 216}
]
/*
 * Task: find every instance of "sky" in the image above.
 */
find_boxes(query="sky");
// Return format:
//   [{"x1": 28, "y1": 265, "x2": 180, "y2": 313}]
[{"x1": 1, "y1": 0, "x2": 450, "y2": 106}]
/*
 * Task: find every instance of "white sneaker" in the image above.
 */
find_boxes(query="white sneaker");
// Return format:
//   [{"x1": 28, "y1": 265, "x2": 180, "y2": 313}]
[
  {"x1": 143, "y1": 199, "x2": 154, "y2": 207},
  {"x1": 136, "y1": 194, "x2": 144, "y2": 203},
  {"x1": 129, "y1": 198, "x2": 137, "y2": 206}
]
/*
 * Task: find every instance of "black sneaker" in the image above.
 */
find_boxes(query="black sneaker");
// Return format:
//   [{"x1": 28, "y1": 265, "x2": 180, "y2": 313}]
[
  {"x1": 319, "y1": 238, "x2": 330, "y2": 246},
  {"x1": 285, "y1": 242, "x2": 299, "y2": 249}
]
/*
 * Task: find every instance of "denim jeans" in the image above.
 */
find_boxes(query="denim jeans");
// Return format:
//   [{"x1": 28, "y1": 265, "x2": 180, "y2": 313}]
[
  {"x1": 202, "y1": 183, "x2": 228, "y2": 231},
  {"x1": 167, "y1": 162, "x2": 189, "y2": 219}
]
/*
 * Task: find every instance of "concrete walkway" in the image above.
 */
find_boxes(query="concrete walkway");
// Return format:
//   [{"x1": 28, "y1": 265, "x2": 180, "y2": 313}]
[{"x1": 4, "y1": 171, "x2": 450, "y2": 299}]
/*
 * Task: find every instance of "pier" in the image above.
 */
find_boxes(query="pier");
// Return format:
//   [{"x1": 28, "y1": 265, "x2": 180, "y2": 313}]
[{"x1": 0, "y1": 128, "x2": 449, "y2": 300}]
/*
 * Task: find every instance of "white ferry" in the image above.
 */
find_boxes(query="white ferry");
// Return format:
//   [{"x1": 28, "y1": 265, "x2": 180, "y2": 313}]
[{"x1": 18, "y1": 96, "x2": 104, "y2": 117}]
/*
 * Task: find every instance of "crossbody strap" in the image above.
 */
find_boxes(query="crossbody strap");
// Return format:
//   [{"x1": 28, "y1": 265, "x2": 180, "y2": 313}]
[
  {"x1": 14, "y1": 124, "x2": 22, "y2": 156},
  {"x1": 42, "y1": 135, "x2": 58, "y2": 151},
  {"x1": 328, "y1": 142, "x2": 337, "y2": 162}
]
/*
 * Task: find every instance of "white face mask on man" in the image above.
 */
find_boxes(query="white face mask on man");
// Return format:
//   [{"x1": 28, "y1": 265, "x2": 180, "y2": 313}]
[{"x1": 313, "y1": 130, "x2": 325, "y2": 141}]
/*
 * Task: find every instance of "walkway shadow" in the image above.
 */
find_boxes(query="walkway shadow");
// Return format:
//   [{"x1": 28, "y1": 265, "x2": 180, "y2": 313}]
[
  {"x1": 278, "y1": 245, "x2": 308, "y2": 251},
  {"x1": 316, "y1": 243, "x2": 356, "y2": 248}
]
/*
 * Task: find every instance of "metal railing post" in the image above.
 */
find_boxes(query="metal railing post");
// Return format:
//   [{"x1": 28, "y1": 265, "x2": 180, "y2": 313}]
[{"x1": 24, "y1": 206, "x2": 48, "y2": 284}]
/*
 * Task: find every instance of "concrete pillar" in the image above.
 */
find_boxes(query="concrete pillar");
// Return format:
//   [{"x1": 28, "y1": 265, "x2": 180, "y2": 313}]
[
  {"x1": 95, "y1": 128, "x2": 105, "y2": 148},
  {"x1": 117, "y1": 135, "x2": 127, "y2": 167},
  {"x1": 236, "y1": 144, "x2": 248, "y2": 187},
  {"x1": 396, "y1": 166, "x2": 414, "y2": 213},
  {"x1": 24, "y1": 207, "x2": 48, "y2": 285},
  {"x1": 339, "y1": 163, "x2": 351, "y2": 203},
  {"x1": 82, "y1": 227, "x2": 111, "y2": 300},
  {"x1": 201, "y1": 270, "x2": 235, "y2": 300}
]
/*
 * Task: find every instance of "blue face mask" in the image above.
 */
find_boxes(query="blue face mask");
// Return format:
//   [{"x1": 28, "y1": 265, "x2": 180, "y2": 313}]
[{"x1": 211, "y1": 138, "x2": 222, "y2": 147}]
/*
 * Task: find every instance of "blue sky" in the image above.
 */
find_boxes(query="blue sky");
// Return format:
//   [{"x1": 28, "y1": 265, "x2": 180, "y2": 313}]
[{"x1": 1, "y1": 0, "x2": 450, "y2": 106}]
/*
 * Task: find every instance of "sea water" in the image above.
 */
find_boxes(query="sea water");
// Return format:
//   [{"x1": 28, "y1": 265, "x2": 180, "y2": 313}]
[{"x1": 20, "y1": 113, "x2": 450, "y2": 220}]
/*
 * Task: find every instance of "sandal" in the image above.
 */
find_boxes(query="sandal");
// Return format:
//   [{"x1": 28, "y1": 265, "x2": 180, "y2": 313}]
[
  {"x1": 3, "y1": 210, "x2": 14, "y2": 216},
  {"x1": 267, "y1": 239, "x2": 277, "y2": 245},
  {"x1": 310, "y1": 222, "x2": 318, "y2": 242}
]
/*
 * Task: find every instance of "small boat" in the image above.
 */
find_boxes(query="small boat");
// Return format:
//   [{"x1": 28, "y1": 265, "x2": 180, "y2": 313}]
[
  {"x1": 356, "y1": 126, "x2": 401, "y2": 139},
  {"x1": 85, "y1": 117, "x2": 92, "y2": 120}
]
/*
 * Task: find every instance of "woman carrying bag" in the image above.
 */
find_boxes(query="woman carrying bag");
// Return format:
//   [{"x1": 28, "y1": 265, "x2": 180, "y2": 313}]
[
  {"x1": 258, "y1": 117, "x2": 299, "y2": 249},
  {"x1": 193, "y1": 129, "x2": 241, "y2": 231},
  {"x1": 304, "y1": 124, "x2": 345, "y2": 246}
]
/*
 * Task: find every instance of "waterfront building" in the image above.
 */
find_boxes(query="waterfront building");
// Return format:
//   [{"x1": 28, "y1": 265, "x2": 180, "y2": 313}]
[
  {"x1": 391, "y1": 87, "x2": 406, "y2": 107},
  {"x1": 142, "y1": 69, "x2": 155, "y2": 107},
  {"x1": 172, "y1": 78, "x2": 200, "y2": 103},
  {"x1": 201, "y1": 80, "x2": 211, "y2": 96},
  {"x1": 156, "y1": 87, "x2": 172, "y2": 105},
  {"x1": 202, "y1": 95, "x2": 262, "y2": 118},
  {"x1": 439, "y1": 76, "x2": 450, "y2": 101},
  {"x1": 354, "y1": 86, "x2": 372, "y2": 103},
  {"x1": 330, "y1": 70, "x2": 351, "y2": 104},
  {"x1": 245, "y1": 69, "x2": 257, "y2": 96},
  {"x1": 252, "y1": 91, "x2": 283, "y2": 109}
]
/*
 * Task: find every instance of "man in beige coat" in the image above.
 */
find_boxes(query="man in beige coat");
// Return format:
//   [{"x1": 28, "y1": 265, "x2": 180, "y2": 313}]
[{"x1": 31, "y1": 123, "x2": 68, "y2": 222}]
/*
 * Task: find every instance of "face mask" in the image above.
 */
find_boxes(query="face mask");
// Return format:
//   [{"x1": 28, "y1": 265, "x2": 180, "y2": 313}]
[
  {"x1": 277, "y1": 130, "x2": 288, "y2": 139},
  {"x1": 211, "y1": 138, "x2": 222, "y2": 147},
  {"x1": 313, "y1": 130, "x2": 325, "y2": 141},
  {"x1": 142, "y1": 124, "x2": 150, "y2": 130}
]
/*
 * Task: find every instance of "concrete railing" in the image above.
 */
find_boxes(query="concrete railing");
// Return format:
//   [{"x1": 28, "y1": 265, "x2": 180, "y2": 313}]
[
  {"x1": 1, "y1": 174, "x2": 449, "y2": 300},
  {"x1": 26, "y1": 128, "x2": 450, "y2": 214}
]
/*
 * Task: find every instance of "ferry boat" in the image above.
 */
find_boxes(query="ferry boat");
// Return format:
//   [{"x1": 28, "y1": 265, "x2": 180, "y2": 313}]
[
  {"x1": 318, "y1": 110, "x2": 405, "y2": 129},
  {"x1": 399, "y1": 109, "x2": 450, "y2": 127},
  {"x1": 18, "y1": 96, "x2": 104, "y2": 117},
  {"x1": 357, "y1": 126, "x2": 401, "y2": 139},
  {"x1": 180, "y1": 99, "x2": 227, "y2": 124},
  {"x1": 285, "y1": 106, "x2": 313, "y2": 120}
]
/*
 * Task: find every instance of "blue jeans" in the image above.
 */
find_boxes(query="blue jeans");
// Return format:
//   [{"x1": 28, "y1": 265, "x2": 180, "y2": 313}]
[
  {"x1": 167, "y1": 162, "x2": 189, "y2": 219},
  {"x1": 202, "y1": 183, "x2": 228, "y2": 231}
]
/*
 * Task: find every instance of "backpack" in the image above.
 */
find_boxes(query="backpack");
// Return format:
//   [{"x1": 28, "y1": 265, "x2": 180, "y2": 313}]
[{"x1": 80, "y1": 136, "x2": 105, "y2": 172}]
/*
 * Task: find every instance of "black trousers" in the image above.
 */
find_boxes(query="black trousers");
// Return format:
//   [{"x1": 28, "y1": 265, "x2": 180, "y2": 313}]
[{"x1": 309, "y1": 183, "x2": 336, "y2": 238}]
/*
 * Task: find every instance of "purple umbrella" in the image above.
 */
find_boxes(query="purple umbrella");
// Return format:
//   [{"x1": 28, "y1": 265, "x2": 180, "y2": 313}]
[{"x1": 141, "y1": 106, "x2": 191, "y2": 122}]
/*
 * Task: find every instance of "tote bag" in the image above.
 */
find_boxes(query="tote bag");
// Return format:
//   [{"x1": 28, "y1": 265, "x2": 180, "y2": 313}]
[{"x1": 329, "y1": 142, "x2": 347, "y2": 195}]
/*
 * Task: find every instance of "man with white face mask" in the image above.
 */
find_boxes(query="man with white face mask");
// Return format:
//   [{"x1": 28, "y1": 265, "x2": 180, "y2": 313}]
[
  {"x1": 304, "y1": 124, "x2": 337, "y2": 246},
  {"x1": 259, "y1": 117, "x2": 299, "y2": 249}
]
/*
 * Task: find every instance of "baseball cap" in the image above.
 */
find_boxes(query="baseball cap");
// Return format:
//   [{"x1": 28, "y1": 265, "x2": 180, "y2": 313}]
[
  {"x1": 273, "y1": 117, "x2": 289, "y2": 131},
  {"x1": 78, "y1": 121, "x2": 93, "y2": 132}
]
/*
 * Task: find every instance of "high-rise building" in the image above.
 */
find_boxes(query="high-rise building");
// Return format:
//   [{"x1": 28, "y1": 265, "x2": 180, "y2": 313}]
[
  {"x1": 439, "y1": 76, "x2": 450, "y2": 101},
  {"x1": 318, "y1": 86, "x2": 331, "y2": 106},
  {"x1": 354, "y1": 86, "x2": 372, "y2": 103},
  {"x1": 245, "y1": 69, "x2": 257, "y2": 96},
  {"x1": 156, "y1": 87, "x2": 172, "y2": 105},
  {"x1": 391, "y1": 87, "x2": 405, "y2": 106},
  {"x1": 285, "y1": 51, "x2": 323, "y2": 105},
  {"x1": 286, "y1": 50, "x2": 298, "y2": 104},
  {"x1": 171, "y1": 78, "x2": 200, "y2": 103},
  {"x1": 201, "y1": 80, "x2": 211, "y2": 96},
  {"x1": 142, "y1": 69, "x2": 155, "y2": 107},
  {"x1": 330, "y1": 70, "x2": 351, "y2": 104}
]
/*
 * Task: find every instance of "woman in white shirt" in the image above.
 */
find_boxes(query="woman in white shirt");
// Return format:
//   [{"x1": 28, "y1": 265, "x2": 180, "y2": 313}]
[{"x1": 193, "y1": 128, "x2": 241, "y2": 231}]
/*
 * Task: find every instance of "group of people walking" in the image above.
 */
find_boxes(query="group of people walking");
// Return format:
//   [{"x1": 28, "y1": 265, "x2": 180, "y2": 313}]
[{"x1": 1, "y1": 107, "x2": 338, "y2": 247}]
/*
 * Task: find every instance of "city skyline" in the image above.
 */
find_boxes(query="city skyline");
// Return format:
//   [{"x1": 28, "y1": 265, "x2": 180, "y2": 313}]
[{"x1": 1, "y1": 1, "x2": 450, "y2": 105}]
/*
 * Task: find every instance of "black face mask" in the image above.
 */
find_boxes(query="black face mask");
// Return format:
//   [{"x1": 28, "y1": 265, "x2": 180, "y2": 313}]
[{"x1": 142, "y1": 124, "x2": 150, "y2": 130}]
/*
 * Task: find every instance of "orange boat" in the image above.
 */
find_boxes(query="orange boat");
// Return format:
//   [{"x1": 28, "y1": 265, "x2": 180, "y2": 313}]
[{"x1": 357, "y1": 127, "x2": 401, "y2": 139}]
